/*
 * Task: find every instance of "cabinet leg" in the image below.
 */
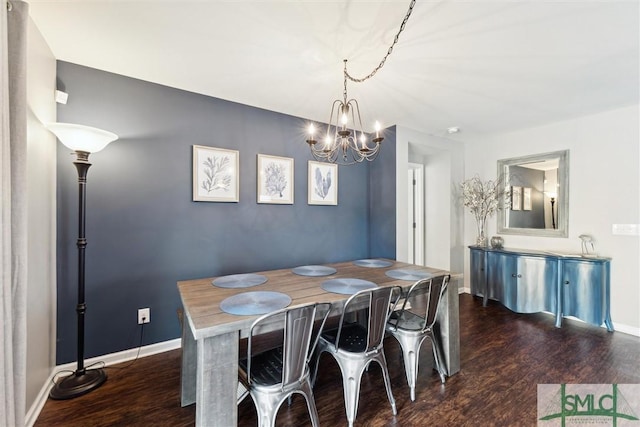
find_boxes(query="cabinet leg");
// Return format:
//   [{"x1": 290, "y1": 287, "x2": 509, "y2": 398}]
[{"x1": 605, "y1": 317, "x2": 615, "y2": 332}]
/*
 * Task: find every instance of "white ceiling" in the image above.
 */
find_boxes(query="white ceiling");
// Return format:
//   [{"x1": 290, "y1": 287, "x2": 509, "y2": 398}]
[{"x1": 28, "y1": 0, "x2": 639, "y2": 139}]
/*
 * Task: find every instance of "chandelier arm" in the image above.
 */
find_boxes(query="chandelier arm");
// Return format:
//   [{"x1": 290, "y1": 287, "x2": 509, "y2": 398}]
[
  {"x1": 344, "y1": 0, "x2": 416, "y2": 83},
  {"x1": 348, "y1": 98, "x2": 367, "y2": 149},
  {"x1": 310, "y1": 99, "x2": 344, "y2": 156},
  {"x1": 344, "y1": 134, "x2": 360, "y2": 163},
  {"x1": 326, "y1": 99, "x2": 342, "y2": 140},
  {"x1": 328, "y1": 99, "x2": 342, "y2": 130},
  {"x1": 346, "y1": 98, "x2": 382, "y2": 159}
]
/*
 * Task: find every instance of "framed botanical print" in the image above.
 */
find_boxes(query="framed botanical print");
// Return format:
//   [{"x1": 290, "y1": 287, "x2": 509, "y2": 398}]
[
  {"x1": 511, "y1": 186, "x2": 522, "y2": 211},
  {"x1": 257, "y1": 154, "x2": 294, "y2": 204},
  {"x1": 308, "y1": 161, "x2": 337, "y2": 205},
  {"x1": 192, "y1": 145, "x2": 239, "y2": 202},
  {"x1": 523, "y1": 187, "x2": 532, "y2": 210}
]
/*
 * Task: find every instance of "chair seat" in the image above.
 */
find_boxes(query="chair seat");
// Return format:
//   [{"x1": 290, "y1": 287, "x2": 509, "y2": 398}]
[
  {"x1": 389, "y1": 311, "x2": 427, "y2": 332},
  {"x1": 321, "y1": 323, "x2": 368, "y2": 353},
  {"x1": 239, "y1": 347, "x2": 284, "y2": 387}
]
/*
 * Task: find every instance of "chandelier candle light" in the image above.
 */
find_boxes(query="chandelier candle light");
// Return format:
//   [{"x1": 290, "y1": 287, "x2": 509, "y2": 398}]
[{"x1": 306, "y1": 0, "x2": 416, "y2": 165}]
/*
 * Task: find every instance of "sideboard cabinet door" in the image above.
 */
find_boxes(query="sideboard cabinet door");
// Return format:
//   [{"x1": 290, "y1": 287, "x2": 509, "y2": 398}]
[
  {"x1": 484, "y1": 253, "x2": 556, "y2": 314},
  {"x1": 470, "y1": 248, "x2": 486, "y2": 297},
  {"x1": 561, "y1": 259, "x2": 613, "y2": 330},
  {"x1": 515, "y1": 256, "x2": 558, "y2": 314},
  {"x1": 486, "y1": 251, "x2": 509, "y2": 303}
]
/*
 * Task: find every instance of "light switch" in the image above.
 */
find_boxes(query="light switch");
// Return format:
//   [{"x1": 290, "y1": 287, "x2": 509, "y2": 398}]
[{"x1": 612, "y1": 224, "x2": 640, "y2": 236}]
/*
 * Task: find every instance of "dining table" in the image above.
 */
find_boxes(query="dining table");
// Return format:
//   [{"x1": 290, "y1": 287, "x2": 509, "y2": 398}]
[{"x1": 178, "y1": 259, "x2": 460, "y2": 427}]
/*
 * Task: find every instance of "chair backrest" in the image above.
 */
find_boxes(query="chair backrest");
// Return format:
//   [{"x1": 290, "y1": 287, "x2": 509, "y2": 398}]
[
  {"x1": 247, "y1": 302, "x2": 331, "y2": 388},
  {"x1": 396, "y1": 274, "x2": 450, "y2": 332},
  {"x1": 334, "y1": 286, "x2": 402, "y2": 353}
]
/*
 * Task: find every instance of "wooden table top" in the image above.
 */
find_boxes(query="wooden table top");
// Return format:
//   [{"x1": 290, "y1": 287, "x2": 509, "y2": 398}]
[{"x1": 177, "y1": 259, "x2": 449, "y2": 340}]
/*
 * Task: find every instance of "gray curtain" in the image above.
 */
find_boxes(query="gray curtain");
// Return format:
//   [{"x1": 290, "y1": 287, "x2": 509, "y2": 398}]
[{"x1": 1, "y1": 1, "x2": 28, "y2": 426}]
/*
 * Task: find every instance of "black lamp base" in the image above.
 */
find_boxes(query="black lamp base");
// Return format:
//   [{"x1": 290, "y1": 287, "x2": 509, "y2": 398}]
[{"x1": 49, "y1": 368, "x2": 107, "y2": 400}]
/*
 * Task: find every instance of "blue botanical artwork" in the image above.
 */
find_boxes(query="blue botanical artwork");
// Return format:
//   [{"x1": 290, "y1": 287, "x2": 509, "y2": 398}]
[
  {"x1": 201, "y1": 155, "x2": 232, "y2": 194},
  {"x1": 258, "y1": 154, "x2": 294, "y2": 204},
  {"x1": 264, "y1": 162, "x2": 287, "y2": 198},
  {"x1": 193, "y1": 145, "x2": 238, "y2": 202},
  {"x1": 314, "y1": 167, "x2": 332, "y2": 200},
  {"x1": 308, "y1": 161, "x2": 337, "y2": 205}
]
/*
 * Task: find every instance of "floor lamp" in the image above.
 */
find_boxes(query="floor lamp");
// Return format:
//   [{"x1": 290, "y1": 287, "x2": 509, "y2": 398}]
[
  {"x1": 47, "y1": 123, "x2": 118, "y2": 400},
  {"x1": 546, "y1": 191, "x2": 557, "y2": 230}
]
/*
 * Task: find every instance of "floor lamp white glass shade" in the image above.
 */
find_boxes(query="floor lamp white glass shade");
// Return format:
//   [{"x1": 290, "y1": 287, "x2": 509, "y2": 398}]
[
  {"x1": 47, "y1": 122, "x2": 118, "y2": 153},
  {"x1": 47, "y1": 122, "x2": 117, "y2": 399}
]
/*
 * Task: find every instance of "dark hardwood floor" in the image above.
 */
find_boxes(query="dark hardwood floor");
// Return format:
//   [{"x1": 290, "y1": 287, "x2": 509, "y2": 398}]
[{"x1": 35, "y1": 294, "x2": 640, "y2": 426}]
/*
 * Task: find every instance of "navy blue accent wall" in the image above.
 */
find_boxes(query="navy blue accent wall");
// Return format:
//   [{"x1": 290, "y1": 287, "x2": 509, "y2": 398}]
[
  {"x1": 55, "y1": 62, "x2": 395, "y2": 363},
  {"x1": 368, "y1": 126, "x2": 397, "y2": 259}
]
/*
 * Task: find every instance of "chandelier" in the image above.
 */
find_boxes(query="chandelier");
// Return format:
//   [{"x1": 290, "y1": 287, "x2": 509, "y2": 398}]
[{"x1": 306, "y1": 0, "x2": 416, "y2": 165}]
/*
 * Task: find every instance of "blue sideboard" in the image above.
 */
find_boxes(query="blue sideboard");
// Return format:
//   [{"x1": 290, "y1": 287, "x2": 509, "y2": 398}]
[{"x1": 469, "y1": 246, "x2": 613, "y2": 331}]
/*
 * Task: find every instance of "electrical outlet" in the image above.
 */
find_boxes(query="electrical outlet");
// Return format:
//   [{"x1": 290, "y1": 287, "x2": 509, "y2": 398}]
[{"x1": 138, "y1": 308, "x2": 150, "y2": 324}]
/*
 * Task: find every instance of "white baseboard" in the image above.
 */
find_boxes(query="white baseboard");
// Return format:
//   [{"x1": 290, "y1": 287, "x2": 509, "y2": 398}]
[
  {"x1": 608, "y1": 322, "x2": 639, "y2": 337},
  {"x1": 25, "y1": 338, "x2": 181, "y2": 427},
  {"x1": 459, "y1": 290, "x2": 640, "y2": 338}
]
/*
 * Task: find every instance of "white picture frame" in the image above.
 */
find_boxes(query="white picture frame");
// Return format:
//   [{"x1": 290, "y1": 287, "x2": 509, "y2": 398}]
[
  {"x1": 511, "y1": 186, "x2": 522, "y2": 211},
  {"x1": 192, "y1": 145, "x2": 239, "y2": 202},
  {"x1": 257, "y1": 154, "x2": 294, "y2": 204},
  {"x1": 308, "y1": 161, "x2": 338, "y2": 205},
  {"x1": 523, "y1": 187, "x2": 532, "y2": 211}
]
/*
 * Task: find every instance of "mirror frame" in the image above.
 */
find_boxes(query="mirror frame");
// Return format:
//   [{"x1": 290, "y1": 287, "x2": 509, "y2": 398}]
[{"x1": 497, "y1": 150, "x2": 569, "y2": 237}]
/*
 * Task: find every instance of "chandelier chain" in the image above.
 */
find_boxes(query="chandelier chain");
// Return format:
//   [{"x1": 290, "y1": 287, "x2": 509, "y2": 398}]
[
  {"x1": 344, "y1": 0, "x2": 416, "y2": 84},
  {"x1": 343, "y1": 61, "x2": 348, "y2": 101}
]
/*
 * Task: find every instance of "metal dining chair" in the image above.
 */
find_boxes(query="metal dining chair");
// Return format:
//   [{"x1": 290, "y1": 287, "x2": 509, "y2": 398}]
[
  {"x1": 313, "y1": 286, "x2": 402, "y2": 427},
  {"x1": 386, "y1": 274, "x2": 450, "y2": 401},
  {"x1": 238, "y1": 302, "x2": 332, "y2": 427}
]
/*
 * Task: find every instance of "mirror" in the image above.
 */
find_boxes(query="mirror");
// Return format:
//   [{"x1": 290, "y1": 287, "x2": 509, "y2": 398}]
[{"x1": 497, "y1": 150, "x2": 569, "y2": 237}]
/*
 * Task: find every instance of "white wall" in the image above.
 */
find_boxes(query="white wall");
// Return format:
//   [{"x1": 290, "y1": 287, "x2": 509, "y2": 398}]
[
  {"x1": 396, "y1": 126, "x2": 465, "y2": 276},
  {"x1": 25, "y1": 17, "x2": 57, "y2": 416},
  {"x1": 424, "y1": 150, "x2": 453, "y2": 270},
  {"x1": 463, "y1": 105, "x2": 640, "y2": 333}
]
